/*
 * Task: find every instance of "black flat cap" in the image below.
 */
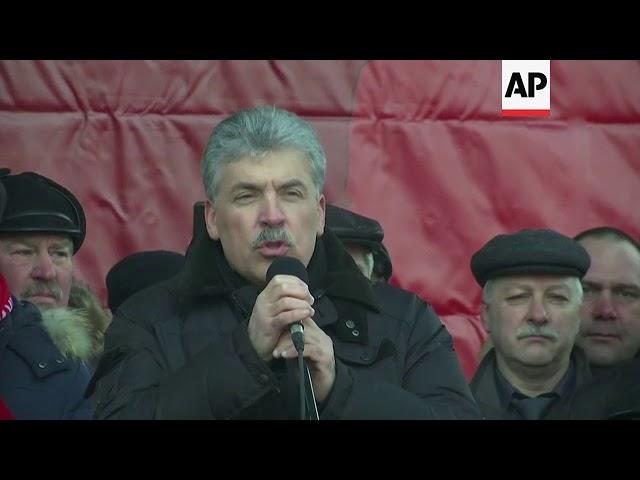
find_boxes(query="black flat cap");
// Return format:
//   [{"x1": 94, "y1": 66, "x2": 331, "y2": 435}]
[
  {"x1": 470, "y1": 229, "x2": 591, "y2": 287},
  {"x1": 106, "y1": 250, "x2": 185, "y2": 312},
  {"x1": 0, "y1": 170, "x2": 86, "y2": 253},
  {"x1": 326, "y1": 204, "x2": 393, "y2": 281}
]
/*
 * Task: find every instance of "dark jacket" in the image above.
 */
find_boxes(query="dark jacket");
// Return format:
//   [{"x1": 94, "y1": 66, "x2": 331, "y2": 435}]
[
  {"x1": 547, "y1": 357, "x2": 640, "y2": 420},
  {"x1": 0, "y1": 298, "x2": 94, "y2": 419},
  {"x1": 470, "y1": 347, "x2": 592, "y2": 420},
  {"x1": 89, "y1": 229, "x2": 481, "y2": 419}
]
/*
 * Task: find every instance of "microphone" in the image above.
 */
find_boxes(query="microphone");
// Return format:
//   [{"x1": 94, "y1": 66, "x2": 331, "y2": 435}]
[{"x1": 266, "y1": 256, "x2": 308, "y2": 353}]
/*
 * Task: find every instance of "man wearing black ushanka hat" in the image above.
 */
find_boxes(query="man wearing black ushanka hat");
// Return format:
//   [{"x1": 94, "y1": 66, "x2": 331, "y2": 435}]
[
  {"x1": 0, "y1": 170, "x2": 85, "y2": 310},
  {"x1": 0, "y1": 169, "x2": 93, "y2": 418},
  {"x1": 469, "y1": 229, "x2": 595, "y2": 420}
]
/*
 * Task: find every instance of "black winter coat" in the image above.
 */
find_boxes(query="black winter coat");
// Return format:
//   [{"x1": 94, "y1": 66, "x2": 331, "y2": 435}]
[
  {"x1": 547, "y1": 357, "x2": 640, "y2": 420},
  {"x1": 90, "y1": 230, "x2": 481, "y2": 420},
  {"x1": 0, "y1": 298, "x2": 93, "y2": 419},
  {"x1": 470, "y1": 347, "x2": 592, "y2": 420}
]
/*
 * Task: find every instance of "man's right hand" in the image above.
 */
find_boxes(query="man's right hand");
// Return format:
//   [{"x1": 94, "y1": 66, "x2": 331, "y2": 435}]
[{"x1": 247, "y1": 274, "x2": 315, "y2": 362}]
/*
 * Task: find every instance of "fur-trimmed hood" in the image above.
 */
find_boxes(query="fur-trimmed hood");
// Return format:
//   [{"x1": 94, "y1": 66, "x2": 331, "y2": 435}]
[{"x1": 40, "y1": 307, "x2": 104, "y2": 363}]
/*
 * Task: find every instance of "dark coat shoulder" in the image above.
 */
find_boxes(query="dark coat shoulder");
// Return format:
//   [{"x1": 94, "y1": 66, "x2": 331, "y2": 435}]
[{"x1": 0, "y1": 299, "x2": 93, "y2": 419}]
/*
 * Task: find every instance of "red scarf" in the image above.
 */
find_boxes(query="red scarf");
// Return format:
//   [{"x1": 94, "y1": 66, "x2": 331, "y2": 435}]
[
  {"x1": 0, "y1": 273, "x2": 13, "y2": 321},
  {"x1": 0, "y1": 274, "x2": 15, "y2": 418},
  {"x1": 0, "y1": 396, "x2": 14, "y2": 420}
]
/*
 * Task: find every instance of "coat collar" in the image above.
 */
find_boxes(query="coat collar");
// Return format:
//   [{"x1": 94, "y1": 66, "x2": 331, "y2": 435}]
[
  {"x1": 3, "y1": 300, "x2": 75, "y2": 377},
  {"x1": 470, "y1": 347, "x2": 592, "y2": 419},
  {"x1": 176, "y1": 225, "x2": 380, "y2": 314}
]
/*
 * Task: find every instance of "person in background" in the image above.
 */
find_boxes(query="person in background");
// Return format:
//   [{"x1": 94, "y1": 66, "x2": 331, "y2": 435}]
[
  {"x1": 469, "y1": 229, "x2": 593, "y2": 420},
  {"x1": 325, "y1": 204, "x2": 392, "y2": 282},
  {"x1": 0, "y1": 168, "x2": 93, "y2": 419},
  {"x1": 105, "y1": 250, "x2": 186, "y2": 313},
  {"x1": 573, "y1": 226, "x2": 640, "y2": 374},
  {"x1": 0, "y1": 170, "x2": 101, "y2": 369}
]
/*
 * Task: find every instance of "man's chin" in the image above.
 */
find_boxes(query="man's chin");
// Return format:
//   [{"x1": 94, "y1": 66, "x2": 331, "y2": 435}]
[
  {"x1": 36, "y1": 304, "x2": 62, "y2": 312},
  {"x1": 24, "y1": 296, "x2": 64, "y2": 311},
  {"x1": 518, "y1": 349, "x2": 556, "y2": 367},
  {"x1": 580, "y1": 346, "x2": 620, "y2": 367}
]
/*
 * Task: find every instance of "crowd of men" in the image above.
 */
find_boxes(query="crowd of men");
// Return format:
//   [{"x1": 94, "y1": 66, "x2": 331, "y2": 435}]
[{"x1": 1, "y1": 107, "x2": 637, "y2": 420}]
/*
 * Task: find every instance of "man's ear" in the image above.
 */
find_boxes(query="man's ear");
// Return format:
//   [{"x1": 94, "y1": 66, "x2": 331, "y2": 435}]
[
  {"x1": 481, "y1": 303, "x2": 491, "y2": 333},
  {"x1": 317, "y1": 194, "x2": 326, "y2": 236},
  {"x1": 204, "y1": 200, "x2": 220, "y2": 241}
]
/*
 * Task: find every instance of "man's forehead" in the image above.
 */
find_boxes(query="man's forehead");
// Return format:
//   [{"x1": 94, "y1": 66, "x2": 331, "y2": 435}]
[
  {"x1": 496, "y1": 276, "x2": 575, "y2": 290},
  {"x1": 583, "y1": 272, "x2": 640, "y2": 289},
  {"x1": 223, "y1": 151, "x2": 313, "y2": 182},
  {"x1": 230, "y1": 176, "x2": 310, "y2": 190},
  {"x1": 583, "y1": 239, "x2": 640, "y2": 282},
  {"x1": 1, "y1": 233, "x2": 73, "y2": 248}
]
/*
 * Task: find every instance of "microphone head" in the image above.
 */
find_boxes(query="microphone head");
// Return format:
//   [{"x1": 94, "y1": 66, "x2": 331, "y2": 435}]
[{"x1": 266, "y1": 256, "x2": 308, "y2": 284}]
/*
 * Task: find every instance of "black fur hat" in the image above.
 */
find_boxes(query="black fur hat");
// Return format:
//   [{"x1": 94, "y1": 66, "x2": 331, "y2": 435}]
[{"x1": 0, "y1": 170, "x2": 85, "y2": 253}]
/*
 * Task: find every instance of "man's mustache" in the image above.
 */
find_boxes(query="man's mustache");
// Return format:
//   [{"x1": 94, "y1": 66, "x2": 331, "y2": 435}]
[
  {"x1": 516, "y1": 325, "x2": 560, "y2": 340},
  {"x1": 252, "y1": 228, "x2": 294, "y2": 249},
  {"x1": 22, "y1": 281, "x2": 63, "y2": 301}
]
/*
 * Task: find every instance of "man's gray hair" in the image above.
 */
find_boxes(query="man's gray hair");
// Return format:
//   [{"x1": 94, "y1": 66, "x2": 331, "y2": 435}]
[
  {"x1": 482, "y1": 277, "x2": 584, "y2": 305},
  {"x1": 201, "y1": 106, "x2": 327, "y2": 201}
]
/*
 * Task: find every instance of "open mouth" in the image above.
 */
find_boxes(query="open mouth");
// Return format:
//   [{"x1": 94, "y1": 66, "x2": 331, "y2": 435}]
[{"x1": 258, "y1": 241, "x2": 290, "y2": 257}]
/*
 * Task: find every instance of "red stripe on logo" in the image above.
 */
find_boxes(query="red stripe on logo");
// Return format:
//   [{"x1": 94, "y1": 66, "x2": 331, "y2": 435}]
[{"x1": 502, "y1": 109, "x2": 550, "y2": 117}]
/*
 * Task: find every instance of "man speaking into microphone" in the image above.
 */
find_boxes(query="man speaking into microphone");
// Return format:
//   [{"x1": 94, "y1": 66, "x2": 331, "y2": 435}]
[{"x1": 90, "y1": 106, "x2": 481, "y2": 420}]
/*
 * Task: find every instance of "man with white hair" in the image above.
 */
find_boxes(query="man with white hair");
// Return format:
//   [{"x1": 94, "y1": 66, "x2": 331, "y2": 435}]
[
  {"x1": 469, "y1": 229, "x2": 593, "y2": 420},
  {"x1": 89, "y1": 106, "x2": 480, "y2": 419}
]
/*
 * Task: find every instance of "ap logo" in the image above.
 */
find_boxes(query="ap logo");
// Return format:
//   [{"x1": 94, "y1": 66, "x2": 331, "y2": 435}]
[{"x1": 502, "y1": 60, "x2": 550, "y2": 117}]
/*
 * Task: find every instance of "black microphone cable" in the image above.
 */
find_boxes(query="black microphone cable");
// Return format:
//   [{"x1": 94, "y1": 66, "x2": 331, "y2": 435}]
[{"x1": 297, "y1": 344, "x2": 305, "y2": 420}]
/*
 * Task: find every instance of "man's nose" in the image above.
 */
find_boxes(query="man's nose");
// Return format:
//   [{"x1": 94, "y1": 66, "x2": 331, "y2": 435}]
[
  {"x1": 592, "y1": 290, "x2": 618, "y2": 321},
  {"x1": 31, "y1": 253, "x2": 56, "y2": 280},
  {"x1": 527, "y1": 297, "x2": 549, "y2": 324},
  {"x1": 259, "y1": 194, "x2": 286, "y2": 227}
]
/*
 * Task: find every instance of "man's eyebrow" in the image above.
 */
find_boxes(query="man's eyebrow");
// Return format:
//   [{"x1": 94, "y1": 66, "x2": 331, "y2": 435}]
[
  {"x1": 0, "y1": 237, "x2": 73, "y2": 252},
  {"x1": 50, "y1": 240, "x2": 73, "y2": 251},
  {"x1": 278, "y1": 180, "x2": 308, "y2": 191},
  {"x1": 612, "y1": 283, "x2": 640, "y2": 291},
  {"x1": 230, "y1": 182, "x2": 263, "y2": 193},
  {"x1": 2, "y1": 238, "x2": 35, "y2": 248},
  {"x1": 503, "y1": 284, "x2": 532, "y2": 291},
  {"x1": 583, "y1": 280, "x2": 640, "y2": 290}
]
